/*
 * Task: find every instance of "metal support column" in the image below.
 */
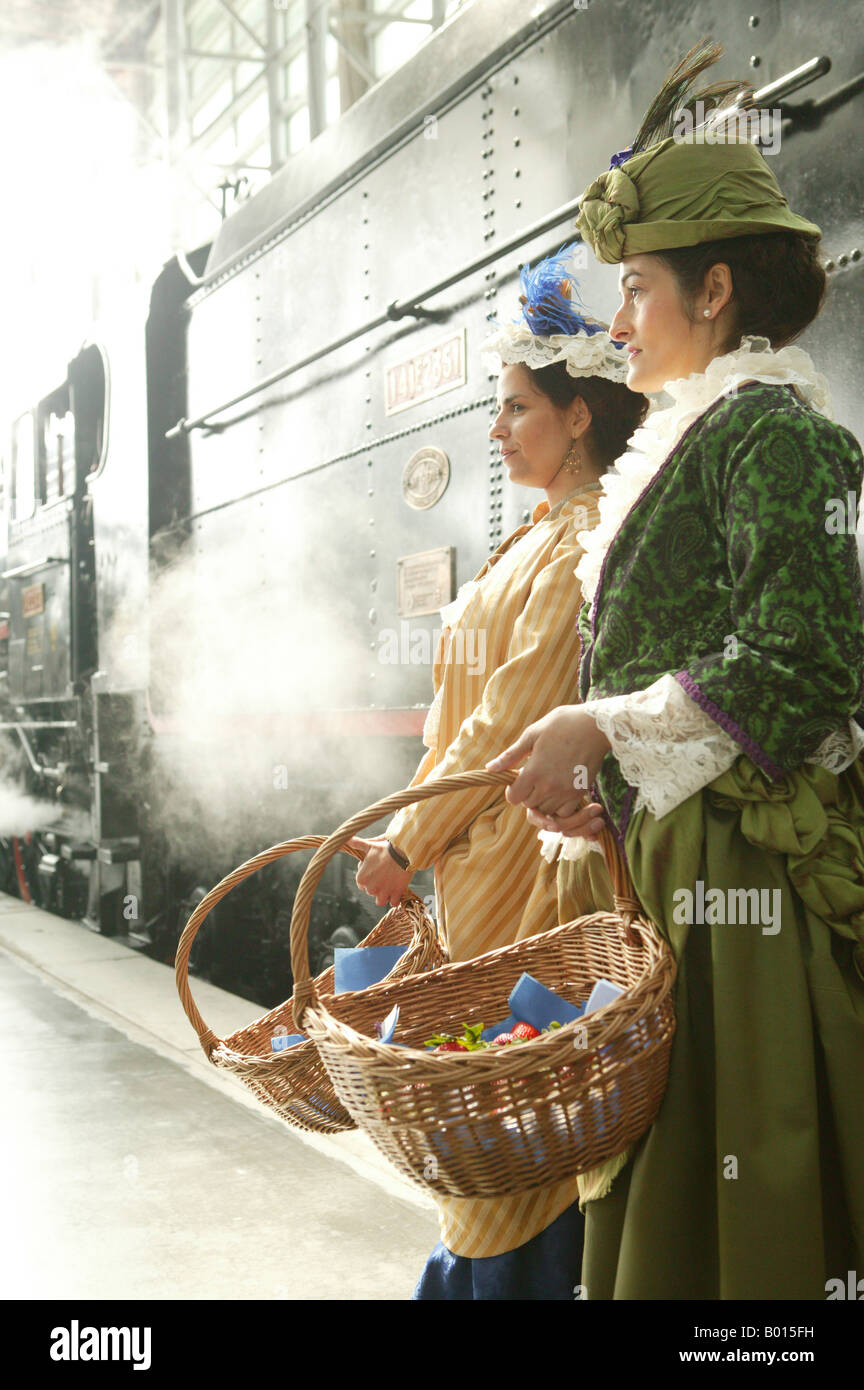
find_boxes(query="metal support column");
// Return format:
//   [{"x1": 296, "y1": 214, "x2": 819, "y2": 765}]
[
  {"x1": 266, "y1": 0, "x2": 286, "y2": 171},
  {"x1": 332, "y1": 0, "x2": 374, "y2": 110},
  {"x1": 306, "y1": 0, "x2": 329, "y2": 140},
  {"x1": 164, "y1": 0, "x2": 192, "y2": 244}
]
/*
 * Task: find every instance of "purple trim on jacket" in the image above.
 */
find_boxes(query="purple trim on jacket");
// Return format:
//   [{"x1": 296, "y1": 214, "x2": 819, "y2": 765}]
[{"x1": 674, "y1": 670, "x2": 787, "y2": 781}]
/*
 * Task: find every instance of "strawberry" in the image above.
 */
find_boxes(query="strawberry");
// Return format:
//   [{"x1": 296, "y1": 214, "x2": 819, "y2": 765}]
[
  {"x1": 511, "y1": 1022, "x2": 540, "y2": 1040},
  {"x1": 492, "y1": 1032, "x2": 517, "y2": 1046},
  {"x1": 435, "y1": 1040, "x2": 468, "y2": 1052}
]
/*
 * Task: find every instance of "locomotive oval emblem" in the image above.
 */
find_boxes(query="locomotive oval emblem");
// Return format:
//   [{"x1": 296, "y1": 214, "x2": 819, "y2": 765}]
[{"x1": 401, "y1": 447, "x2": 450, "y2": 510}]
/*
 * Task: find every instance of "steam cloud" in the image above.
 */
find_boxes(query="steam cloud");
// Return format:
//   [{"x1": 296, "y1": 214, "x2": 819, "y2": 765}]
[{"x1": 141, "y1": 482, "x2": 427, "y2": 889}]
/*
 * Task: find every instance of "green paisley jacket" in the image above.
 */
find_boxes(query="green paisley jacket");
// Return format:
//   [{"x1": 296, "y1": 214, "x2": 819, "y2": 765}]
[{"x1": 578, "y1": 380, "x2": 864, "y2": 846}]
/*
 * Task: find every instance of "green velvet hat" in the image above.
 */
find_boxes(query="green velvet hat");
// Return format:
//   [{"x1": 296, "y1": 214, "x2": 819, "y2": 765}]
[{"x1": 575, "y1": 43, "x2": 822, "y2": 264}]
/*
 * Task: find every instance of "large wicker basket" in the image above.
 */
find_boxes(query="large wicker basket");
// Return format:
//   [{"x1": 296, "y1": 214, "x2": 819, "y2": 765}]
[
  {"x1": 175, "y1": 835, "x2": 444, "y2": 1133},
  {"x1": 289, "y1": 771, "x2": 678, "y2": 1197}
]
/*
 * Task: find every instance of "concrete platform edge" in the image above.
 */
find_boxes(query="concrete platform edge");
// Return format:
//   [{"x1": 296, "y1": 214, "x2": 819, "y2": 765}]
[{"x1": 0, "y1": 901, "x2": 437, "y2": 1220}]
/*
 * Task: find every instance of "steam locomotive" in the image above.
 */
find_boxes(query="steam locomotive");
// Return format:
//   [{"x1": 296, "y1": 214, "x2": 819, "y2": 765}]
[{"x1": 2, "y1": 0, "x2": 861, "y2": 1006}]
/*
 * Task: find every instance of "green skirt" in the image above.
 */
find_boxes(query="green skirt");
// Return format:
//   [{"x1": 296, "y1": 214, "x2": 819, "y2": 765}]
[{"x1": 558, "y1": 751, "x2": 864, "y2": 1300}]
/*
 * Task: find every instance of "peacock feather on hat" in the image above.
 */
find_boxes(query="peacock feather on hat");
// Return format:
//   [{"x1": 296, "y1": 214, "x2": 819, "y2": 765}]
[{"x1": 629, "y1": 39, "x2": 756, "y2": 156}]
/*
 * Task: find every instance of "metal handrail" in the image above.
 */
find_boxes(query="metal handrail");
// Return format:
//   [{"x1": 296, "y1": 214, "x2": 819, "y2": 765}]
[
  {"x1": 2, "y1": 557, "x2": 70, "y2": 580},
  {"x1": 164, "y1": 195, "x2": 584, "y2": 438},
  {"x1": 698, "y1": 55, "x2": 831, "y2": 131},
  {"x1": 165, "y1": 55, "x2": 835, "y2": 440}
]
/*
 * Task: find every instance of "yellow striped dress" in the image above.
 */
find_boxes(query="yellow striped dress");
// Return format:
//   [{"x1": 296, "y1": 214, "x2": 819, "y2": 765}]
[{"x1": 385, "y1": 483, "x2": 602, "y2": 1257}]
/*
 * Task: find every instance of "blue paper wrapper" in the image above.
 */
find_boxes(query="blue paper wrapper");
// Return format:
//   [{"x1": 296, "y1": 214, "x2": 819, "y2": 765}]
[
  {"x1": 334, "y1": 943, "x2": 408, "y2": 993},
  {"x1": 375, "y1": 1004, "x2": 400, "y2": 1043},
  {"x1": 371, "y1": 1004, "x2": 413, "y2": 1048},
  {"x1": 270, "y1": 1032, "x2": 307, "y2": 1053},
  {"x1": 480, "y1": 971, "x2": 587, "y2": 1041},
  {"x1": 584, "y1": 978, "x2": 647, "y2": 1124},
  {"x1": 269, "y1": 944, "x2": 410, "y2": 1054},
  {"x1": 426, "y1": 1106, "x2": 588, "y2": 1173},
  {"x1": 581, "y1": 980, "x2": 630, "y2": 1129},
  {"x1": 294, "y1": 1093, "x2": 349, "y2": 1123},
  {"x1": 584, "y1": 978, "x2": 624, "y2": 1015}
]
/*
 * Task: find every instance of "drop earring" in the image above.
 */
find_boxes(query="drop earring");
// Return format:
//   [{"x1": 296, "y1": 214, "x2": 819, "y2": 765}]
[{"x1": 563, "y1": 440, "x2": 582, "y2": 473}]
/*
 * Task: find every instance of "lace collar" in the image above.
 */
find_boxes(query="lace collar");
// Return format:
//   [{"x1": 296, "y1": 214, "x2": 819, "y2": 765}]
[{"x1": 574, "y1": 335, "x2": 832, "y2": 604}]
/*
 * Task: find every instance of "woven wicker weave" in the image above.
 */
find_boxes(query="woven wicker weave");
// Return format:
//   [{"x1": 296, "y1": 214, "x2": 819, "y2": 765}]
[
  {"x1": 175, "y1": 835, "x2": 444, "y2": 1134},
  {"x1": 289, "y1": 771, "x2": 678, "y2": 1196}
]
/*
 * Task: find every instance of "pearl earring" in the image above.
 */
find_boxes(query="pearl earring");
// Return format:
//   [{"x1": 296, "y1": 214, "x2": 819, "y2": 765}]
[{"x1": 703, "y1": 309, "x2": 711, "y2": 317}]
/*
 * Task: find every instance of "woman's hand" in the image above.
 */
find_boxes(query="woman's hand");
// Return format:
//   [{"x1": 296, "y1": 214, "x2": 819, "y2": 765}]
[
  {"x1": 486, "y1": 706, "x2": 612, "y2": 837},
  {"x1": 353, "y1": 836, "x2": 414, "y2": 908}
]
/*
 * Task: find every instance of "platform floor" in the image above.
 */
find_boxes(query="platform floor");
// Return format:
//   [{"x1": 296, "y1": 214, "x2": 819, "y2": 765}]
[{"x1": 0, "y1": 894, "x2": 438, "y2": 1300}]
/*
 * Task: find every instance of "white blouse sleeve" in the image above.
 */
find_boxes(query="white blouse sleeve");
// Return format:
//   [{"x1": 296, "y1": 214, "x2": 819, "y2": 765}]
[
  {"x1": 587, "y1": 672, "x2": 864, "y2": 822},
  {"x1": 538, "y1": 676, "x2": 736, "y2": 863},
  {"x1": 538, "y1": 673, "x2": 864, "y2": 863}
]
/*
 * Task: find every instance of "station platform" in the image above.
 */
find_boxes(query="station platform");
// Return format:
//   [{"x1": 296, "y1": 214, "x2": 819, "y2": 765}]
[{"x1": 0, "y1": 893, "x2": 438, "y2": 1301}]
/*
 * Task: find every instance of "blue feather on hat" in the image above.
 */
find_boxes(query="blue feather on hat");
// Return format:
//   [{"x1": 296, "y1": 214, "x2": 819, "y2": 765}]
[{"x1": 519, "y1": 243, "x2": 605, "y2": 337}]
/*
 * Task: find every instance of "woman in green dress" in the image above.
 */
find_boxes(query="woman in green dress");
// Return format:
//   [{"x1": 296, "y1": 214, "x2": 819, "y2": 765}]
[{"x1": 489, "y1": 43, "x2": 864, "y2": 1300}]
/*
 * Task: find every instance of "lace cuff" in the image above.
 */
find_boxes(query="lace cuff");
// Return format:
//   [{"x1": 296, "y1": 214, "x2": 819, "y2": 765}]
[
  {"x1": 586, "y1": 674, "x2": 864, "y2": 821},
  {"x1": 538, "y1": 828, "x2": 604, "y2": 864},
  {"x1": 805, "y1": 718, "x2": 864, "y2": 772},
  {"x1": 537, "y1": 677, "x2": 864, "y2": 863},
  {"x1": 585, "y1": 674, "x2": 740, "y2": 820}
]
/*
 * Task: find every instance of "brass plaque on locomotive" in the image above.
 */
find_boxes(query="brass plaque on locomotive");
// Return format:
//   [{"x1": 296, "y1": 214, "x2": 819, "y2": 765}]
[
  {"x1": 22, "y1": 582, "x2": 45, "y2": 617},
  {"x1": 401, "y1": 446, "x2": 450, "y2": 510},
  {"x1": 396, "y1": 547, "x2": 455, "y2": 617}
]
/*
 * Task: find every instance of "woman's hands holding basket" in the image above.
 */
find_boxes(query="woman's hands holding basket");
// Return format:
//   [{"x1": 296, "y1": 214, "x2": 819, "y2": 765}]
[
  {"x1": 353, "y1": 836, "x2": 414, "y2": 908},
  {"x1": 487, "y1": 705, "x2": 612, "y2": 837}
]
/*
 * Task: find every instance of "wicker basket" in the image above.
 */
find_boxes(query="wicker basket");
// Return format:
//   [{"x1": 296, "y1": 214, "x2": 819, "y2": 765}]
[
  {"x1": 289, "y1": 771, "x2": 678, "y2": 1197},
  {"x1": 175, "y1": 835, "x2": 444, "y2": 1133}
]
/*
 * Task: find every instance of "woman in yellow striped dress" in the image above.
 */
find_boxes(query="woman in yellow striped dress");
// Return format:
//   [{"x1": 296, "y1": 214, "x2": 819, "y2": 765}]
[{"x1": 354, "y1": 248, "x2": 648, "y2": 1296}]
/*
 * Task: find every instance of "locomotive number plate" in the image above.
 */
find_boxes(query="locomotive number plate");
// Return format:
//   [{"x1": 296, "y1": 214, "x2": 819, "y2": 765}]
[{"x1": 385, "y1": 329, "x2": 466, "y2": 416}]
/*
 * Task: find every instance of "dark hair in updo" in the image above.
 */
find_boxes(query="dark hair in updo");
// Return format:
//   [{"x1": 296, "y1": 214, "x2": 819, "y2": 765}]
[
  {"x1": 525, "y1": 361, "x2": 649, "y2": 467},
  {"x1": 651, "y1": 231, "x2": 826, "y2": 350}
]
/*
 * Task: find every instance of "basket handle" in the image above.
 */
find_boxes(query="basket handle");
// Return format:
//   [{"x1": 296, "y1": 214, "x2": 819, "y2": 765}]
[
  {"x1": 289, "y1": 769, "x2": 642, "y2": 1027},
  {"x1": 174, "y1": 834, "x2": 421, "y2": 1057}
]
